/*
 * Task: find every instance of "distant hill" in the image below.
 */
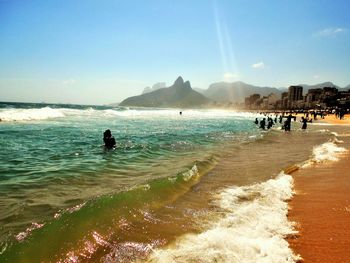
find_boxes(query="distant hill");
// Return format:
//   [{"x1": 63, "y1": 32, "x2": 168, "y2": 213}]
[
  {"x1": 343, "y1": 84, "x2": 350, "y2": 91},
  {"x1": 119, "y1": 76, "x2": 211, "y2": 108},
  {"x1": 203, "y1": 81, "x2": 283, "y2": 103}
]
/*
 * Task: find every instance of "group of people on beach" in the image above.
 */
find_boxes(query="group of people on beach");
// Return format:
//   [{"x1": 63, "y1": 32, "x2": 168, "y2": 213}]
[
  {"x1": 254, "y1": 112, "x2": 310, "y2": 131},
  {"x1": 334, "y1": 108, "x2": 346, "y2": 120},
  {"x1": 103, "y1": 108, "x2": 348, "y2": 149}
]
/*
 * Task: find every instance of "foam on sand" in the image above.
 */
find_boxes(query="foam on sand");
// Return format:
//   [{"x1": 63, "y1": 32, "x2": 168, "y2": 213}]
[
  {"x1": 302, "y1": 141, "x2": 347, "y2": 168},
  {"x1": 146, "y1": 173, "x2": 300, "y2": 263}
]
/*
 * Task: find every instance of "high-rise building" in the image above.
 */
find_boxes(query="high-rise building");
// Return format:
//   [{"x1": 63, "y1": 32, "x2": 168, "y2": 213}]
[
  {"x1": 288, "y1": 86, "x2": 303, "y2": 101},
  {"x1": 288, "y1": 86, "x2": 303, "y2": 108}
]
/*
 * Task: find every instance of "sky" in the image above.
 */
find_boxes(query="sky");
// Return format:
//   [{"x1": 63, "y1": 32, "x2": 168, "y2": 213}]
[{"x1": 0, "y1": 0, "x2": 349, "y2": 105}]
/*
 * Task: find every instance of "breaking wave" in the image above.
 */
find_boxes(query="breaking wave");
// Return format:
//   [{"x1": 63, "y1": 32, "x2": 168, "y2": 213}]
[
  {"x1": 146, "y1": 173, "x2": 300, "y2": 263},
  {"x1": 302, "y1": 141, "x2": 347, "y2": 167},
  {"x1": 0, "y1": 106, "x2": 259, "y2": 122},
  {"x1": 0, "y1": 107, "x2": 65, "y2": 121}
]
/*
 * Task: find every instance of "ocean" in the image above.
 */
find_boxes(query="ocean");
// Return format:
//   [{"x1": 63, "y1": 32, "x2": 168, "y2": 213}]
[{"x1": 0, "y1": 102, "x2": 344, "y2": 262}]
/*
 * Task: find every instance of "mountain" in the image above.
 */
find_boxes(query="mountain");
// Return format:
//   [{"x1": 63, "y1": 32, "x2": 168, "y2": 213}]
[
  {"x1": 142, "y1": 82, "x2": 166, "y2": 94},
  {"x1": 119, "y1": 76, "x2": 211, "y2": 108},
  {"x1": 203, "y1": 81, "x2": 283, "y2": 103},
  {"x1": 343, "y1": 84, "x2": 350, "y2": 91}
]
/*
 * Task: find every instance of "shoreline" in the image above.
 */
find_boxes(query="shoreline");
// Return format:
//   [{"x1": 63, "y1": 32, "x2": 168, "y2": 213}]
[
  {"x1": 287, "y1": 121, "x2": 350, "y2": 262},
  {"x1": 320, "y1": 114, "x2": 350, "y2": 125}
]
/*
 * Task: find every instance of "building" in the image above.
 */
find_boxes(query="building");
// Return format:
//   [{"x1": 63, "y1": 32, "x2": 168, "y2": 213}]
[
  {"x1": 267, "y1": 93, "x2": 278, "y2": 110},
  {"x1": 244, "y1": 84, "x2": 350, "y2": 111},
  {"x1": 281, "y1": 92, "x2": 288, "y2": 109},
  {"x1": 244, "y1": 94, "x2": 261, "y2": 109},
  {"x1": 288, "y1": 86, "x2": 303, "y2": 108}
]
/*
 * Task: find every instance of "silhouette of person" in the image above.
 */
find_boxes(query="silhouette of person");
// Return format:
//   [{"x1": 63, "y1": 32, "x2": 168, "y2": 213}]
[
  {"x1": 267, "y1": 117, "x2": 273, "y2": 129},
  {"x1": 259, "y1": 118, "x2": 266, "y2": 130},
  {"x1": 103, "y1": 129, "x2": 116, "y2": 149},
  {"x1": 254, "y1": 118, "x2": 259, "y2": 125},
  {"x1": 284, "y1": 114, "x2": 292, "y2": 131},
  {"x1": 301, "y1": 117, "x2": 307, "y2": 130},
  {"x1": 179, "y1": 111, "x2": 182, "y2": 115}
]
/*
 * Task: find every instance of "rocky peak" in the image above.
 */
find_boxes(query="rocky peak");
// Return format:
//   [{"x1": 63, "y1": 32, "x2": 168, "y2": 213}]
[
  {"x1": 173, "y1": 76, "x2": 184, "y2": 87},
  {"x1": 184, "y1": 80, "x2": 191, "y2": 89}
]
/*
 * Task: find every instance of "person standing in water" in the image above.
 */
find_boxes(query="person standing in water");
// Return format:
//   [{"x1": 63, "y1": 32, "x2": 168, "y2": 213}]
[
  {"x1": 301, "y1": 117, "x2": 307, "y2": 130},
  {"x1": 284, "y1": 114, "x2": 292, "y2": 131},
  {"x1": 259, "y1": 118, "x2": 266, "y2": 130},
  {"x1": 103, "y1": 129, "x2": 116, "y2": 149}
]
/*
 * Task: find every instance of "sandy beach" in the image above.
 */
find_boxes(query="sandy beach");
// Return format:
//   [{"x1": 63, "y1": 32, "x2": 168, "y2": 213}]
[
  {"x1": 288, "y1": 120, "x2": 350, "y2": 262},
  {"x1": 321, "y1": 114, "x2": 350, "y2": 125}
]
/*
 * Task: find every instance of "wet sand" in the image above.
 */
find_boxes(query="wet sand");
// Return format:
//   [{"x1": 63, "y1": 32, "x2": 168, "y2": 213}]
[
  {"x1": 288, "y1": 124, "x2": 350, "y2": 262},
  {"x1": 323, "y1": 114, "x2": 350, "y2": 125}
]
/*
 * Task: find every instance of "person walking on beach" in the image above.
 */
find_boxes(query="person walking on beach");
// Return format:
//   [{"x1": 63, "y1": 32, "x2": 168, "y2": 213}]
[
  {"x1": 103, "y1": 129, "x2": 116, "y2": 149},
  {"x1": 254, "y1": 118, "x2": 259, "y2": 125}
]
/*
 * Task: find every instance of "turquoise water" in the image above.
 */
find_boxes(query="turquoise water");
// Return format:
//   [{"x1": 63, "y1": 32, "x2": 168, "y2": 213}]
[{"x1": 0, "y1": 102, "x2": 262, "y2": 261}]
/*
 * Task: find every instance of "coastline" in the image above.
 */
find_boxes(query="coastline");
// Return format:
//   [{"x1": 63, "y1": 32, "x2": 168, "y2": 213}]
[
  {"x1": 2, "y1": 105, "x2": 350, "y2": 262},
  {"x1": 287, "y1": 120, "x2": 350, "y2": 262}
]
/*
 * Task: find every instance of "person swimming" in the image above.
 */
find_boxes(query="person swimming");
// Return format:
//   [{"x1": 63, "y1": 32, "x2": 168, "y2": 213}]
[{"x1": 103, "y1": 129, "x2": 116, "y2": 149}]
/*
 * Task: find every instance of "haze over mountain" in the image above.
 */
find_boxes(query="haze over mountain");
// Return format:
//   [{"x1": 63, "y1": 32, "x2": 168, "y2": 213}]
[
  {"x1": 199, "y1": 81, "x2": 283, "y2": 103},
  {"x1": 142, "y1": 82, "x2": 166, "y2": 94},
  {"x1": 195, "y1": 81, "x2": 350, "y2": 103},
  {"x1": 120, "y1": 77, "x2": 211, "y2": 108},
  {"x1": 117, "y1": 79, "x2": 350, "y2": 107}
]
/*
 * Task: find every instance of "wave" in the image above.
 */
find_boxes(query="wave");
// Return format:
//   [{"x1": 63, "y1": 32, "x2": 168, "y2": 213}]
[
  {"x1": 99, "y1": 108, "x2": 260, "y2": 119},
  {"x1": 0, "y1": 106, "x2": 259, "y2": 122},
  {"x1": 146, "y1": 172, "x2": 299, "y2": 262},
  {"x1": 302, "y1": 141, "x2": 347, "y2": 168},
  {"x1": 0, "y1": 107, "x2": 65, "y2": 121},
  {"x1": 1, "y1": 158, "x2": 217, "y2": 262}
]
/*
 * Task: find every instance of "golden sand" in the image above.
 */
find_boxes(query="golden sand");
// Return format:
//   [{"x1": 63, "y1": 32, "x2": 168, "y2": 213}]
[
  {"x1": 322, "y1": 114, "x2": 350, "y2": 125},
  {"x1": 288, "y1": 122, "x2": 350, "y2": 262},
  {"x1": 288, "y1": 154, "x2": 350, "y2": 262}
]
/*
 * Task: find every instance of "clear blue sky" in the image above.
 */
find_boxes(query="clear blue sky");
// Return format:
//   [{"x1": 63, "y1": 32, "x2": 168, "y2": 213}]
[{"x1": 0, "y1": 0, "x2": 349, "y2": 104}]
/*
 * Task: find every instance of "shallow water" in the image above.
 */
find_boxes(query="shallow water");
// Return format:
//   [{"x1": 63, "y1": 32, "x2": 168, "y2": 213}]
[{"x1": 0, "y1": 102, "x2": 336, "y2": 262}]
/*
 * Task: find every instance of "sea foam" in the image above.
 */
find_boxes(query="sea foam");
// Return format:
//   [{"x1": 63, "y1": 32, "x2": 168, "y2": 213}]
[
  {"x1": 146, "y1": 173, "x2": 299, "y2": 263},
  {"x1": 302, "y1": 141, "x2": 347, "y2": 167},
  {"x1": 0, "y1": 107, "x2": 65, "y2": 121},
  {"x1": 100, "y1": 109, "x2": 259, "y2": 119},
  {"x1": 0, "y1": 107, "x2": 259, "y2": 122}
]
